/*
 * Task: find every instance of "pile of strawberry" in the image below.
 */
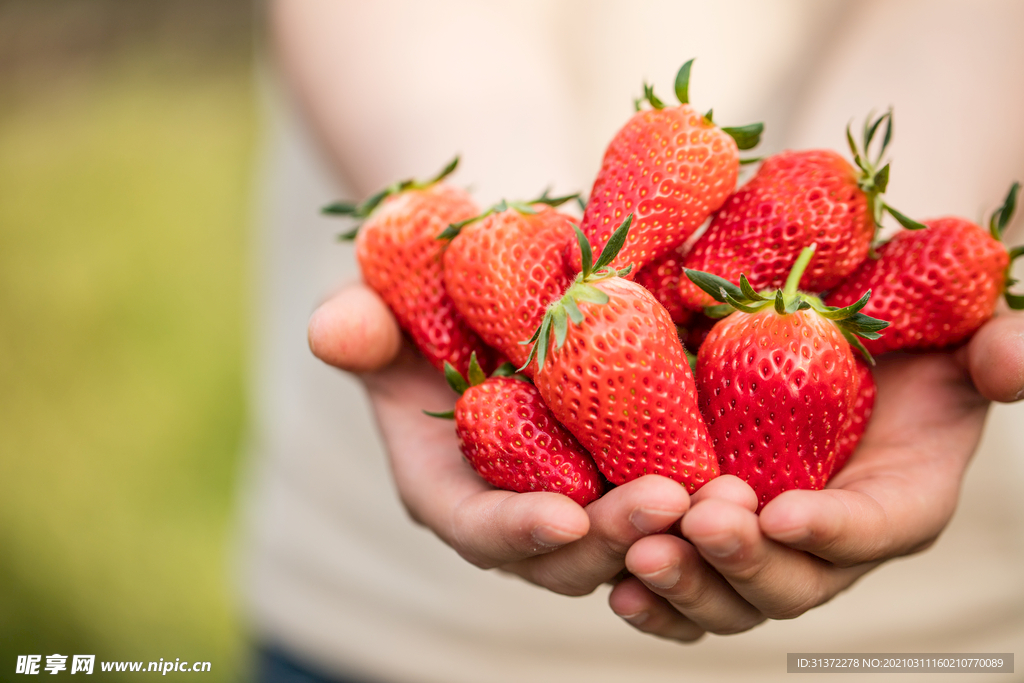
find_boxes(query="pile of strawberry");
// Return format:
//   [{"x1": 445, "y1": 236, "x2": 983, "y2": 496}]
[{"x1": 326, "y1": 60, "x2": 1023, "y2": 511}]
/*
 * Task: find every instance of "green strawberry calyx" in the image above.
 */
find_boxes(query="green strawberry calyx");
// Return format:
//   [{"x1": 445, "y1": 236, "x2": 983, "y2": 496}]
[
  {"x1": 684, "y1": 245, "x2": 890, "y2": 364},
  {"x1": 634, "y1": 58, "x2": 764, "y2": 153},
  {"x1": 846, "y1": 110, "x2": 927, "y2": 240},
  {"x1": 989, "y1": 181, "x2": 1024, "y2": 310},
  {"x1": 423, "y1": 354, "x2": 526, "y2": 419},
  {"x1": 520, "y1": 214, "x2": 635, "y2": 372},
  {"x1": 436, "y1": 188, "x2": 582, "y2": 240},
  {"x1": 322, "y1": 156, "x2": 462, "y2": 240}
]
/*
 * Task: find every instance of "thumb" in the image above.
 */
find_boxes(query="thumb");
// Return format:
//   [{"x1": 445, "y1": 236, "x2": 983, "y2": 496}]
[
  {"x1": 963, "y1": 314, "x2": 1024, "y2": 403},
  {"x1": 308, "y1": 282, "x2": 402, "y2": 373}
]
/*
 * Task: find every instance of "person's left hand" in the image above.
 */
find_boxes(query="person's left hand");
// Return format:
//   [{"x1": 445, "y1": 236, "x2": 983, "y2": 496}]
[{"x1": 607, "y1": 314, "x2": 1024, "y2": 641}]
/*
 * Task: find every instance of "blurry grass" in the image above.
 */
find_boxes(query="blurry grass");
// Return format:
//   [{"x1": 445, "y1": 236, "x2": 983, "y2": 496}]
[{"x1": 0, "y1": 43, "x2": 253, "y2": 678}]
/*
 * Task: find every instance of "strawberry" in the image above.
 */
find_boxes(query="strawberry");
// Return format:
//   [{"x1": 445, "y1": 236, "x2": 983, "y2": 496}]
[
  {"x1": 685, "y1": 245, "x2": 888, "y2": 510},
  {"x1": 566, "y1": 59, "x2": 762, "y2": 277},
  {"x1": 525, "y1": 216, "x2": 718, "y2": 492},
  {"x1": 832, "y1": 359, "x2": 876, "y2": 477},
  {"x1": 633, "y1": 245, "x2": 695, "y2": 325},
  {"x1": 677, "y1": 112, "x2": 925, "y2": 311},
  {"x1": 427, "y1": 356, "x2": 603, "y2": 506},
  {"x1": 440, "y1": 194, "x2": 579, "y2": 373},
  {"x1": 323, "y1": 158, "x2": 494, "y2": 375},
  {"x1": 825, "y1": 182, "x2": 1024, "y2": 354}
]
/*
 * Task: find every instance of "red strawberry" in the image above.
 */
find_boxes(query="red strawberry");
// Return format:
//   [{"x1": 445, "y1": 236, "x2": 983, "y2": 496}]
[
  {"x1": 678, "y1": 113, "x2": 923, "y2": 311},
  {"x1": 525, "y1": 217, "x2": 718, "y2": 493},
  {"x1": 324, "y1": 158, "x2": 494, "y2": 375},
  {"x1": 679, "y1": 312, "x2": 718, "y2": 352},
  {"x1": 567, "y1": 59, "x2": 762, "y2": 277},
  {"x1": 441, "y1": 195, "x2": 579, "y2": 372},
  {"x1": 686, "y1": 246, "x2": 888, "y2": 510},
  {"x1": 428, "y1": 356, "x2": 603, "y2": 506},
  {"x1": 633, "y1": 245, "x2": 695, "y2": 325},
  {"x1": 825, "y1": 183, "x2": 1024, "y2": 354},
  {"x1": 832, "y1": 359, "x2": 876, "y2": 476}
]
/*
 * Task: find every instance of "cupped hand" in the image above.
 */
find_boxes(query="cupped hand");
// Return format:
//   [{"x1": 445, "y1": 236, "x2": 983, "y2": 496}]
[
  {"x1": 309, "y1": 282, "x2": 691, "y2": 596},
  {"x1": 608, "y1": 314, "x2": 1024, "y2": 641}
]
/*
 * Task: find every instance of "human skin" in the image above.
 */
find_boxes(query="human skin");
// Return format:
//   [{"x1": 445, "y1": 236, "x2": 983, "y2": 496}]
[
  {"x1": 309, "y1": 282, "x2": 1024, "y2": 640},
  {"x1": 282, "y1": 0, "x2": 1024, "y2": 643}
]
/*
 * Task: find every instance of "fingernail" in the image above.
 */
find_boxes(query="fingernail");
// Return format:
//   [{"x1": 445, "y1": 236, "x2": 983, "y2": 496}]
[
  {"x1": 697, "y1": 534, "x2": 742, "y2": 558},
  {"x1": 618, "y1": 611, "x2": 649, "y2": 626},
  {"x1": 532, "y1": 525, "x2": 583, "y2": 548},
  {"x1": 636, "y1": 564, "x2": 681, "y2": 590},
  {"x1": 630, "y1": 508, "x2": 681, "y2": 534}
]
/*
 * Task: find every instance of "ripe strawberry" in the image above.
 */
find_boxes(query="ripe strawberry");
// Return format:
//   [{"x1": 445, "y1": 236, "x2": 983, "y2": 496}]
[
  {"x1": 323, "y1": 158, "x2": 494, "y2": 375},
  {"x1": 428, "y1": 356, "x2": 604, "y2": 506},
  {"x1": 825, "y1": 183, "x2": 1024, "y2": 354},
  {"x1": 441, "y1": 195, "x2": 579, "y2": 372},
  {"x1": 832, "y1": 359, "x2": 876, "y2": 477},
  {"x1": 686, "y1": 245, "x2": 888, "y2": 510},
  {"x1": 525, "y1": 217, "x2": 718, "y2": 492},
  {"x1": 678, "y1": 112, "x2": 924, "y2": 311},
  {"x1": 633, "y1": 245, "x2": 695, "y2": 325},
  {"x1": 566, "y1": 59, "x2": 762, "y2": 277}
]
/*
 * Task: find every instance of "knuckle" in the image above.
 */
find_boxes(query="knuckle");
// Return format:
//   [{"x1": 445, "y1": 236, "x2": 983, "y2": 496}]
[{"x1": 763, "y1": 580, "x2": 826, "y2": 620}]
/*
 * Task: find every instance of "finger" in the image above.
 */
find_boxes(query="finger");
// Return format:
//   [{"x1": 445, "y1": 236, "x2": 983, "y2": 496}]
[
  {"x1": 608, "y1": 576, "x2": 706, "y2": 643},
  {"x1": 445, "y1": 489, "x2": 592, "y2": 568},
  {"x1": 506, "y1": 475, "x2": 690, "y2": 595},
  {"x1": 308, "y1": 282, "x2": 402, "y2": 372},
  {"x1": 759, "y1": 478, "x2": 949, "y2": 566},
  {"x1": 360, "y1": 354, "x2": 591, "y2": 569},
  {"x1": 682, "y1": 498, "x2": 868, "y2": 619},
  {"x1": 690, "y1": 474, "x2": 759, "y2": 512},
  {"x1": 625, "y1": 534, "x2": 765, "y2": 634},
  {"x1": 963, "y1": 314, "x2": 1024, "y2": 403}
]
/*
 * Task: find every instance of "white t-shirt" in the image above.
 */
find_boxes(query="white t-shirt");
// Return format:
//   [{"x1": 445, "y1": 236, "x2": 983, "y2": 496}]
[{"x1": 238, "y1": 2, "x2": 1024, "y2": 681}]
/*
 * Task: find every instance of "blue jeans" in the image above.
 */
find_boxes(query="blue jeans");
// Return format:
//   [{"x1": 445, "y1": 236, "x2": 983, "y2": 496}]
[{"x1": 255, "y1": 645, "x2": 389, "y2": 683}]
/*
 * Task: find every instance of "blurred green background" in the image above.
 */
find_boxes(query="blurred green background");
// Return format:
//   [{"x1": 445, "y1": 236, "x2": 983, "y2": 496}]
[{"x1": 0, "y1": 1, "x2": 255, "y2": 678}]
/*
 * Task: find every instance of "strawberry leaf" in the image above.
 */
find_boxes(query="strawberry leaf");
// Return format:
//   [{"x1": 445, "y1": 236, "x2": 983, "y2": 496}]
[
  {"x1": 574, "y1": 224, "x2": 594, "y2": 278},
  {"x1": 594, "y1": 214, "x2": 633, "y2": 271},
  {"x1": 564, "y1": 297, "x2": 584, "y2": 324},
  {"x1": 490, "y1": 362, "x2": 519, "y2": 378},
  {"x1": 739, "y1": 274, "x2": 766, "y2": 302},
  {"x1": 721, "y1": 123, "x2": 763, "y2": 151},
  {"x1": 846, "y1": 123, "x2": 868, "y2": 174},
  {"x1": 534, "y1": 315, "x2": 553, "y2": 371},
  {"x1": 843, "y1": 332, "x2": 876, "y2": 366},
  {"x1": 990, "y1": 181, "x2": 1020, "y2": 239},
  {"x1": 684, "y1": 269, "x2": 744, "y2": 303},
  {"x1": 884, "y1": 204, "x2": 927, "y2": 231},
  {"x1": 873, "y1": 163, "x2": 890, "y2": 194},
  {"x1": 674, "y1": 59, "x2": 694, "y2": 105},
  {"x1": 322, "y1": 201, "x2": 359, "y2": 216},
  {"x1": 573, "y1": 284, "x2": 610, "y2": 305},
  {"x1": 725, "y1": 291, "x2": 770, "y2": 314},
  {"x1": 467, "y1": 352, "x2": 487, "y2": 387},
  {"x1": 552, "y1": 306, "x2": 569, "y2": 349},
  {"x1": 422, "y1": 409, "x2": 455, "y2": 419},
  {"x1": 430, "y1": 156, "x2": 460, "y2": 184},
  {"x1": 443, "y1": 362, "x2": 469, "y2": 395},
  {"x1": 336, "y1": 225, "x2": 361, "y2": 241},
  {"x1": 814, "y1": 290, "x2": 871, "y2": 319},
  {"x1": 774, "y1": 290, "x2": 787, "y2": 314},
  {"x1": 644, "y1": 83, "x2": 666, "y2": 110}
]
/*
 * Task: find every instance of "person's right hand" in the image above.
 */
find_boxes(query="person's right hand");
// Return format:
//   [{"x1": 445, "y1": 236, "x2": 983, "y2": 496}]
[{"x1": 308, "y1": 281, "x2": 692, "y2": 596}]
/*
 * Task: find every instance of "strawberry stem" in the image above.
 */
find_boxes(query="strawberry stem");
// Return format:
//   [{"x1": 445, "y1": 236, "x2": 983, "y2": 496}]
[{"x1": 782, "y1": 244, "x2": 816, "y2": 299}]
